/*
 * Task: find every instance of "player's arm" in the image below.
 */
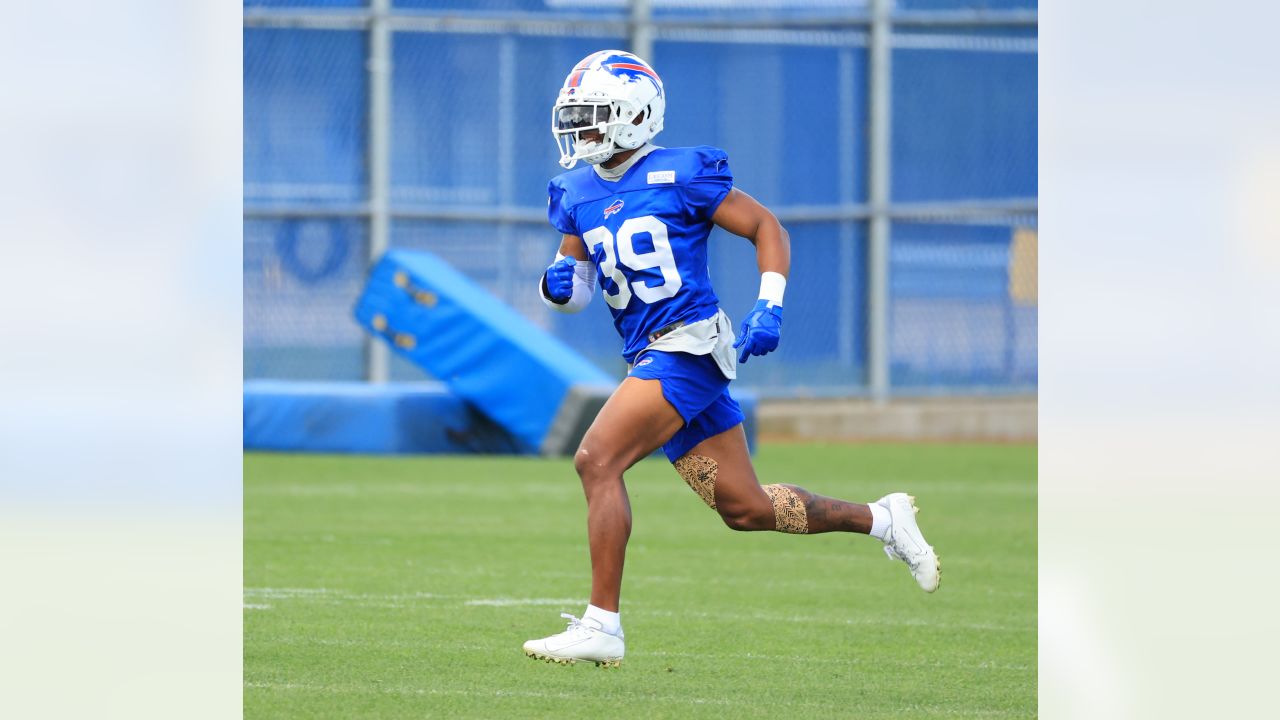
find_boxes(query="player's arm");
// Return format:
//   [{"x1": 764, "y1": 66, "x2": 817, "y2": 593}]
[
  {"x1": 539, "y1": 234, "x2": 596, "y2": 313},
  {"x1": 711, "y1": 188, "x2": 790, "y2": 280},
  {"x1": 711, "y1": 189, "x2": 789, "y2": 363},
  {"x1": 556, "y1": 233, "x2": 589, "y2": 262}
]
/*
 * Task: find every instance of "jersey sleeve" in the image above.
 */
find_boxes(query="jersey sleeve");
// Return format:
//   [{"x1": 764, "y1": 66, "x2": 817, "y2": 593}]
[
  {"x1": 681, "y1": 146, "x2": 734, "y2": 223},
  {"x1": 547, "y1": 178, "x2": 578, "y2": 236}
]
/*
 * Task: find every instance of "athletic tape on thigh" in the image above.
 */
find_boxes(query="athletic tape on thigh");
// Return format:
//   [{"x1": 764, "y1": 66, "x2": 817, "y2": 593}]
[
  {"x1": 762, "y1": 484, "x2": 809, "y2": 534},
  {"x1": 674, "y1": 454, "x2": 718, "y2": 509}
]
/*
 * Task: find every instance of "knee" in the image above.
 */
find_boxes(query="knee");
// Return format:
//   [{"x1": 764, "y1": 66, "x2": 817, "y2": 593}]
[
  {"x1": 573, "y1": 447, "x2": 594, "y2": 479},
  {"x1": 718, "y1": 502, "x2": 774, "y2": 532},
  {"x1": 574, "y1": 445, "x2": 621, "y2": 489}
]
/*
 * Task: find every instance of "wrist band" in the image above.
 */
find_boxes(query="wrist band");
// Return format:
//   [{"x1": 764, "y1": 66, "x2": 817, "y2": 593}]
[{"x1": 758, "y1": 271, "x2": 786, "y2": 308}]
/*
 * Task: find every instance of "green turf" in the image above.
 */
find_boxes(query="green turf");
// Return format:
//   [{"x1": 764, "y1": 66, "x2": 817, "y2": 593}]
[{"x1": 245, "y1": 443, "x2": 1036, "y2": 718}]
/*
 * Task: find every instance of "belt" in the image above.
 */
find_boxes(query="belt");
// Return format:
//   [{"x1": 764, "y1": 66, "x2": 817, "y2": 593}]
[{"x1": 647, "y1": 320, "x2": 686, "y2": 344}]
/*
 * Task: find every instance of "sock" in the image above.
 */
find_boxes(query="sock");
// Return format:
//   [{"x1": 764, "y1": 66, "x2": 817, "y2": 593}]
[
  {"x1": 868, "y1": 502, "x2": 891, "y2": 541},
  {"x1": 583, "y1": 604, "x2": 621, "y2": 635}
]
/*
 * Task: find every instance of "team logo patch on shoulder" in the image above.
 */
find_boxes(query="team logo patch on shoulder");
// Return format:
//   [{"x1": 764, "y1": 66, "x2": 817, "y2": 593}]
[
  {"x1": 604, "y1": 199, "x2": 625, "y2": 218},
  {"x1": 647, "y1": 170, "x2": 676, "y2": 184}
]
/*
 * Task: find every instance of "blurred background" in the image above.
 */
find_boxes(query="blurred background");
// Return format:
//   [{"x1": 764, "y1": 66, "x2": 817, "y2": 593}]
[{"x1": 243, "y1": 0, "x2": 1037, "y2": 438}]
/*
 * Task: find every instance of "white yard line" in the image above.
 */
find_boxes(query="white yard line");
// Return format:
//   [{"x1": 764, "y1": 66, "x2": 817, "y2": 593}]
[
  {"x1": 244, "y1": 680, "x2": 1023, "y2": 714},
  {"x1": 243, "y1": 587, "x2": 336, "y2": 598},
  {"x1": 243, "y1": 588, "x2": 1031, "y2": 633},
  {"x1": 464, "y1": 597, "x2": 585, "y2": 607},
  {"x1": 249, "y1": 635, "x2": 1028, "y2": 673},
  {"x1": 244, "y1": 588, "x2": 445, "y2": 601},
  {"x1": 646, "y1": 649, "x2": 1031, "y2": 672},
  {"x1": 636, "y1": 607, "x2": 1034, "y2": 634},
  {"x1": 244, "y1": 680, "x2": 731, "y2": 705}
]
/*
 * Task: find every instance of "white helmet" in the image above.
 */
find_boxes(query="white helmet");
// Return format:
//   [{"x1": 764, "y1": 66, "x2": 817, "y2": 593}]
[{"x1": 551, "y1": 50, "x2": 666, "y2": 169}]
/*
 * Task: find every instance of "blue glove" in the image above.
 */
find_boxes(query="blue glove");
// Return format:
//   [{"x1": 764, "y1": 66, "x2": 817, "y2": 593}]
[
  {"x1": 734, "y1": 299, "x2": 783, "y2": 364},
  {"x1": 543, "y1": 256, "x2": 577, "y2": 303}
]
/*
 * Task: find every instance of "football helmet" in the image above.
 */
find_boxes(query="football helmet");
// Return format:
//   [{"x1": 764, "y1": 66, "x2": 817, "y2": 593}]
[{"x1": 551, "y1": 50, "x2": 666, "y2": 169}]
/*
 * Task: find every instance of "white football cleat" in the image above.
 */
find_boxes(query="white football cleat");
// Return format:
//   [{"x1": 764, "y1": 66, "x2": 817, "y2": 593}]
[
  {"x1": 523, "y1": 613, "x2": 625, "y2": 668},
  {"x1": 877, "y1": 492, "x2": 941, "y2": 592}
]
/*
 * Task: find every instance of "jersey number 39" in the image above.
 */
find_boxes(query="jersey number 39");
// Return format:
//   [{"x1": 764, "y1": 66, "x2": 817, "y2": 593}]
[{"x1": 583, "y1": 215, "x2": 683, "y2": 310}]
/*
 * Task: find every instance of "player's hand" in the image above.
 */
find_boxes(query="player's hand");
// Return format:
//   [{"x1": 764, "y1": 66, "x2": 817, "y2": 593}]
[
  {"x1": 543, "y1": 256, "x2": 577, "y2": 303},
  {"x1": 734, "y1": 300, "x2": 783, "y2": 364}
]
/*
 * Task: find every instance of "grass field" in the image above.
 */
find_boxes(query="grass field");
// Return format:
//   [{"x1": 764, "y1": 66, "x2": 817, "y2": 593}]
[{"x1": 245, "y1": 443, "x2": 1036, "y2": 718}]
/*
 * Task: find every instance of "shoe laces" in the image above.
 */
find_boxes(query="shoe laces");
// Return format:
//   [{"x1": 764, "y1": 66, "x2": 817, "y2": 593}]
[{"x1": 559, "y1": 613, "x2": 596, "y2": 638}]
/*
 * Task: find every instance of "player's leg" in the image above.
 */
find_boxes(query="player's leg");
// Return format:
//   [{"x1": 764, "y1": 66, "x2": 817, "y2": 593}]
[
  {"x1": 676, "y1": 423, "x2": 874, "y2": 534},
  {"x1": 523, "y1": 374, "x2": 684, "y2": 666},
  {"x1": 673, "y1": 421, "x2": 941, "y2": 592},
  {"x1": 573, "y1": 376, "x2": 685, "y2": 612}
]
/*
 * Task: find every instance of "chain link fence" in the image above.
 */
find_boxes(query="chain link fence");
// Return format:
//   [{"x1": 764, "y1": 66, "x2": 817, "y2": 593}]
[{"x1": 243, "y1": 0, "x2": 1037, "y2": 397}]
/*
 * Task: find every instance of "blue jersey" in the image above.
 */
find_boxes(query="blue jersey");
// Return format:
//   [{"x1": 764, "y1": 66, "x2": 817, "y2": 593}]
[{"x1": 547, "y1": 146, "x2": 733, "y2": 363}]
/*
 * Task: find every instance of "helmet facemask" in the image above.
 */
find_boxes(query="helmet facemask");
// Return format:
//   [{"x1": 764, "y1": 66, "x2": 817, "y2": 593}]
[
  {"x1": 552, "y1": 102, "x2": 619, "y2": 168},
  {"x1": 552, "y1": 99, "x2": 654, "y2": 169}
]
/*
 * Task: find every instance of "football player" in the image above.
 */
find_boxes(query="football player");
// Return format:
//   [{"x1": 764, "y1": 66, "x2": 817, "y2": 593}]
[{"x1": 523, "y1": 51, "x2": 940, "y2": 668}]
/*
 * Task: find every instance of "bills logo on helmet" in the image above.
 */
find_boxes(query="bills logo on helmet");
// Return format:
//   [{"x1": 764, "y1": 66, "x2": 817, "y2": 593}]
[
  {"x1": 563, "y1": 51, "x2": 663, "y2": 96},
  {"x1": 604, "y1": 199, "x2": 625, "y2": 218}
]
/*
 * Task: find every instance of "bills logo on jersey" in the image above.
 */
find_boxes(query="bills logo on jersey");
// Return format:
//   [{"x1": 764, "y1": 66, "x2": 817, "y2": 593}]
[{"x1": 604, "y1": 199, "x2": 625, "y2": 218}]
